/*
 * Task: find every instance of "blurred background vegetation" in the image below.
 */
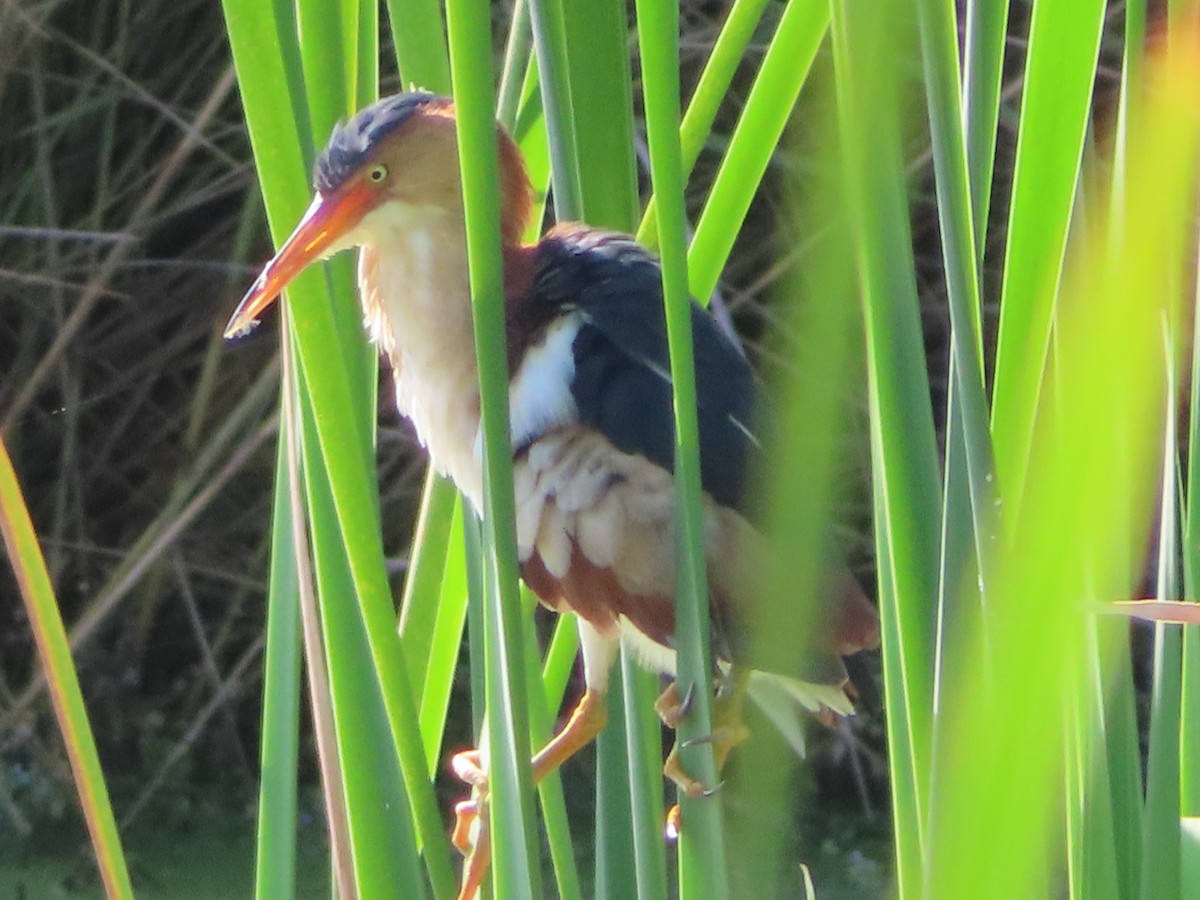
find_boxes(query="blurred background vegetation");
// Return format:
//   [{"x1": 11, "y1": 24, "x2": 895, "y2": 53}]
[{"x1": 0, "y1": 0, "x2": 1161, "y2": 896}]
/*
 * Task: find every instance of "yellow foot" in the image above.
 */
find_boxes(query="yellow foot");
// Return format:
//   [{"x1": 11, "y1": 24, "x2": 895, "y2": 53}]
[
  {"x1": 453, "y1": 799, "x2": 490, "y2": 900},
  {"x1": 449, "y1": 751, "x2": 491, "y2": 899},
  {"x1": 662, "y1": 734, "x2": 734, "y2": 801},
  {"x1": 447, "y1": 689, "x2": 608, "y2": 898},
  {"x1": 654, "y1": 682, "x2": 693, "y2": 729},
  {"x1": 451, "y1": 748, "x2": 487, "y2": 789},
  {"x1": 658, "y1": 674, "x2": 751, "y2": 800}
]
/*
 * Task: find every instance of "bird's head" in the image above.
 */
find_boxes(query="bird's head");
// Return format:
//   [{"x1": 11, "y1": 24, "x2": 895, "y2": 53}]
[{"x1": 224, "y1": 91, "x2": 532, "y2": 339}]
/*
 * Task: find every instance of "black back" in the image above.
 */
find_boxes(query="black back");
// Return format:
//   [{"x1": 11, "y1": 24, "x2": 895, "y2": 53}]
[{"x1": 529, "y1": 228, "x2": 759, "y2": 512}]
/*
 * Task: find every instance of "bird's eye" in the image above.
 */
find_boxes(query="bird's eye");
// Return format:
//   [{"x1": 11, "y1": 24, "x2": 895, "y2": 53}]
[{"x1": 368, "y1": 165, "x2": 388, "y2": 184}]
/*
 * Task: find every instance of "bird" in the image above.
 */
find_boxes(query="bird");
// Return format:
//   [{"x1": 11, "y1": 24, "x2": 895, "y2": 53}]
[{"x1": 225, "y1": 90, "x2": 880, "y2": 898}]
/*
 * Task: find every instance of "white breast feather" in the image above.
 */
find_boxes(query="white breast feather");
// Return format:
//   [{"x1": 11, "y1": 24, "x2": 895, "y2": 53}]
[{"x1": 501, "y1": 313, "x2": 582, "y2": 452}]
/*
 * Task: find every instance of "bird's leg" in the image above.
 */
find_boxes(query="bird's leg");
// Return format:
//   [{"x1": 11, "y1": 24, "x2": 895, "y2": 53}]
[
  {"x1": 451, "y1": 794, "x2": 490, "y2": 900},
  {"x1": 532, "y1": 687, "x2": 608, "y2": 780},
  {"x1": 448, "y1": 752, "x2": 491, "y2": 899},
  {"x1": 449, "y1": 689, "x2": 608, "y2": 898},
  {"x1": 450, "y1": 687, "x2": 608, "y2": 807},
  {"x1": 451, "y1": 624, "x2": 618, "y2": 897},
  {"x1": 660, "y1": 671, "x2": 751, "y2": 802}
]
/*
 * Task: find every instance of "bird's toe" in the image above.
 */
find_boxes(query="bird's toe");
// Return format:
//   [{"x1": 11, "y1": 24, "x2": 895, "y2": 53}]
[
  {"x1": 450, "y1": 748, "x2": 488, "y2": 788},
  {"x1": 654, "y1": 681, "x2": 695, "y2": 729}
]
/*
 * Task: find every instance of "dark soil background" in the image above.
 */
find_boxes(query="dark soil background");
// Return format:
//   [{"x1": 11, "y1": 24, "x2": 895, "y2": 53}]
[{"x1": 0, "y1": 0, "x2": 1142, "y2": 896}]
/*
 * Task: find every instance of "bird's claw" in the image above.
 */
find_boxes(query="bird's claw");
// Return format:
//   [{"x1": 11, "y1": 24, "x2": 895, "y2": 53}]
[
  {"x1": 660, "y1": 678, "x2": 750, "y2": 805},
  {"x1": 454, "y1": 806, "x2": 492, "y2": 900},
  {"x1": 451, "y1": 799, "x2": 482, "y2": 855},
  {"x1": 450, "y1": 751, "x2": 492, "y2": 900},
  {"x1": 663, "y1": 743, "x2": 725, "y2": 800},
  {"x1": 654, "y1": 681, "x2": 696, "y2": 729},
  {"x1": 451, "y1": 748, "x2": 488, "y2": 788}
]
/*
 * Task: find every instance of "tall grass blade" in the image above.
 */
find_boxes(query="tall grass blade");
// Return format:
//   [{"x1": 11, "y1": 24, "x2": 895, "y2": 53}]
[
  {"x1": 914, "y1": 0, "x2": 994, "y2": 574},
  {"x1": 1098, "y1": 609, "x2": 1145, "y2": 900},
  {"x1": 296, "y1": 354, "x2": 428, "y2": 898},
  {"x1": 1140, "y1": 436, "x2": 1183, "y2": 900},
  {"x1": 255, "y1": 448, "x2": 304, "y2": 899},
  {"x1": 593, "y1": 664, "x2": 636, "y2": 898},
  {"x1": 563, "y1": 0, "x2": 638, "y2": 228},
  {"x1": 281, "y1": 335, "x2": 356, "y2": 897},
  {"x1": 829, "y1": 3, "x2": 940, "y2": 894},
  {"x1": 0, "y1": 438, "x2": 134, "y2": 900},
  {"x1": 638, "y1": 0, "x2": 772, "y2": 247},
  {"x1": 1145, "y1": 9, "x2": 1196, "y2": 895},
  {"x1": 212, "y1": 4, "x2": 324, "y2": 894},
  {"x1": 223, "y1": 0, "x2": 456, "y2": 893},
  {"x1": 916, "y1": 0, "x2": 999, "y2": 848},
  {"x1": 1139, "y1": 10, "x2": 1188, "y2": 897},
  {"x1": 929, "y1": 44, "x2": 1200, "y2": 898},
  {"x1": 384, "y1": 0, "x2": 451, "y2": 91},
  {"x1": 445, "y1": 2, "x2": 542, "y2": 894},
  {"x1": 498, "y1": 1, "x2": 532, "y2": 127},
  {"x1": 416, "y1": 498, "x2": 469, "y2": 769},
  {"x1": 962, "y1": 0, "x2": 1010, "y2": 256},
  {"x1": 726, "y1": 135, "x2": 859, "y2": 897},
  {"x1": 528, "y1": 0, "x2": 583, "y2": 220},
  {"x1": 634, "y1": 4, "x2": 728, "y2": 897},
  {"x1": 559, "y1": 4, "x2": 669, "y2": 896},
  {"x1": 620, "y1": 653, "x2": 670, "y2": 900},
  {"x1": 398, "y1": 472, "x2": 459, "y2": 699},
  {"x1": 990, "y1": 0, "x2": 1106, "y2": 509},
  {"x1": 1171, "y1": 0, "x2": 1200, "y2": 847},
  {"x1": 1183, "y1": 207, "x2": 1200, "y2": 825},
  {"x1": 1095, "y1": 9, "x2": 1149, "y2": 896},
  {"x1": 289, "y1": 10, "x2": 430, "y2": 893},
  {"x1": 687, "y1": 0, "x2": 828, "y2": 302}
]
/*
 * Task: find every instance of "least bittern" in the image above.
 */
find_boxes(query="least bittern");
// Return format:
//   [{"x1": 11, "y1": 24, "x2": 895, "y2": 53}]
[{"x1": 226, "y1": 92, "x2": 879, "y2": 899}]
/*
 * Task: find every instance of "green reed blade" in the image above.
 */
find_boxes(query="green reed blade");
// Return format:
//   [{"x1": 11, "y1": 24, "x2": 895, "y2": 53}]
[
  {"x1": 254, "y1": 444, "x2": 304, "y2": 899},
  {"x1": 0, "y1": 437, "x2": 134, "y2": 900},
  {"x1": 962, "y1": 0, "x2": 1010, "y2": 259},
  {"x1": 635, "y1": 4, "x2": 728, "y2": 897},
  {"x1": 528, "y1": 0, "x2": 583, "y2": 220},
  {"x1": 990, "y1": 0, "x2": 1105, "y2": 511},
  {"x1": 384, "y1": 0, "x2": 451, "y2": 93},
  {"x1": 930, "y1": 50, "x2": 1200, "y2": 897},
  {"x1": 637, "y1": 0, "x2": 773, "y2": 248},
  {"x1": 560, "y1": 3, "x2": 669, "y2": 896},
  {"x1": 830, "y1": 4, "x2": 942, "y2": 895},
  {"x1": 445, "y1": 2, "x2": 542, "y2": 895},
  {"x1": 687, "y1": 0, "x2": 827, "y2": 303}
]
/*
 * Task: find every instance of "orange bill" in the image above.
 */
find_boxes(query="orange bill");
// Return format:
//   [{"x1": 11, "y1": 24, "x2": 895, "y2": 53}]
[{"x1": 223, "y1": 186, "x2": 375, "y2": 339}]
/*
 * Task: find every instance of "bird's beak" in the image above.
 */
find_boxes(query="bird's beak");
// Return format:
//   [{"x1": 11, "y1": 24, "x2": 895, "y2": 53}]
[{"x1": 223, "y1": 186, "x2": 374, "y2": 339}]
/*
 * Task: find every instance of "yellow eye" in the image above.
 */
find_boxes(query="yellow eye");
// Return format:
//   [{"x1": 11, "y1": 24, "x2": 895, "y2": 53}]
[{"x1": 368, "y1": 164, "x2": 388, "y2": 184}]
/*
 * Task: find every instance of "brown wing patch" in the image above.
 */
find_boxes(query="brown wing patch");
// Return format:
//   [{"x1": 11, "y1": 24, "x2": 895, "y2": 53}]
[
  {"x1": 827, "y1": 567, "x2": 882, "y2": 655},
  {"x1": 514, "y1": 428, "x2": 746, "y2": 653},
  {"x1": 521, "y1": 543, "x2": 675, "y2": 647},
  {"x1": 514, "y1": 427, "x2": 878, "y2": 665}
]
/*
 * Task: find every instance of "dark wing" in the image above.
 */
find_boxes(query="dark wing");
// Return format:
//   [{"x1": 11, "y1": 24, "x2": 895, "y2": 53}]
[{"x1": 531, "y1": 226, "x2": 759, "y2": 512}]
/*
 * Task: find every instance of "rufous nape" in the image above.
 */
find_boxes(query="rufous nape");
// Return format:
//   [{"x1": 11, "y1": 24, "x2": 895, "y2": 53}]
[{"x1": 226, "y1": 91, "x2": 880, "y2": 899}]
